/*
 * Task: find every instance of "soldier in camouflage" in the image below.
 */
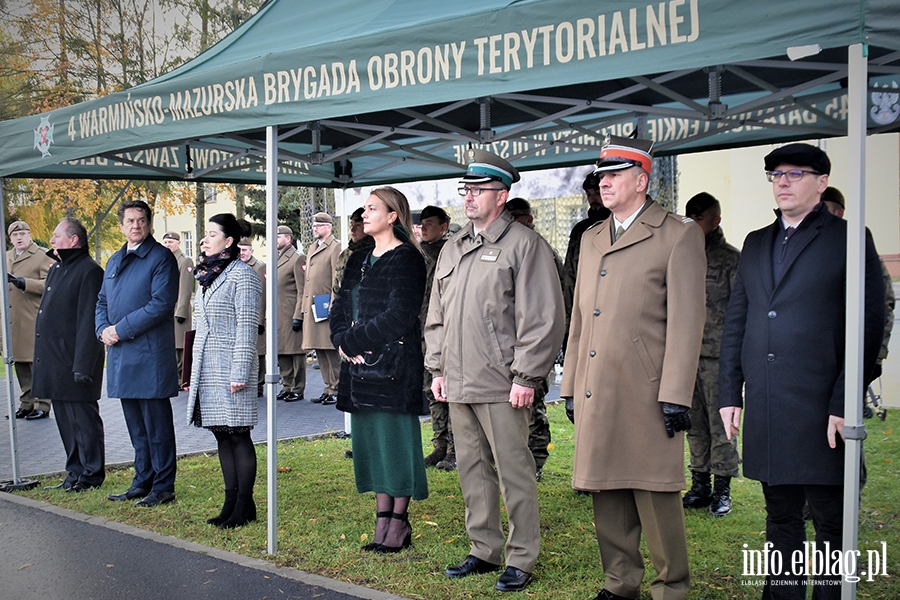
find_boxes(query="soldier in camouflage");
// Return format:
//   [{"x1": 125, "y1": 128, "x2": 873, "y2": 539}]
[
  {"x1": 506, "y1": 198, "x2": 561, "y2": 480},
  {"x1": 418, "y1": 206, "x2": 456, "y2": 470},
  {"x1": 822, "y1": 187, "x2": 894, "y2": 494},
  {"x1": 333, "y1": 207, "x2": 374, "y2": 295},
  {"x1": 683, "y1": 193, "x2": 741, "y2": 517},
  {"x1": 562, "y1": 172, "x2": 611, "y2": 349}
]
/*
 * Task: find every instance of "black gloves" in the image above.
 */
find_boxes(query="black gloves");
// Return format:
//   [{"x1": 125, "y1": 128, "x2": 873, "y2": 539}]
[
  {"x1": 564, "y1": 397, "x2": 574, "y2": 424},
  {"x1": 175, "y1": 316, "x2": 186, "y2": 324},
  {"x1": 74, "y1": 372, "x2": 93, "y2": 386},
  {"x1": 258, "y1": 324, "x2": 265, "y2": 335},
  {"x1": 7, "y1": 274, "x2": 25, "y2": 290},
  {"x1": 292, "y1": 319, "x2": 302, "y2": 332},
  {"x1": 661, "y1": 402, "x2": 691, "y2": 438}
]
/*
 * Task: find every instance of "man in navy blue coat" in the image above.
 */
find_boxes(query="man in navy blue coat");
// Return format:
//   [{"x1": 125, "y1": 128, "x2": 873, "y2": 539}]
[
  {"x1": 719, "y1": 144, "x2": 884, "y2": 599},
  {"x1": 96, "y1": 200, "x2": 180, "y2": 507}
]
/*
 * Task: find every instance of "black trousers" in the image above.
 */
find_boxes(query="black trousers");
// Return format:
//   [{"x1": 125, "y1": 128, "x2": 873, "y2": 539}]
[
  {"x1": 761, "y1": 483, "x2": 843, "y2": 600},
  {"x1": 55, "y1": 401, "x2": 105, "y2": 487}
]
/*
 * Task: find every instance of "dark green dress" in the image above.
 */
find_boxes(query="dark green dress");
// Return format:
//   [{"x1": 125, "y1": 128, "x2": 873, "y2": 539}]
[{"x1": 349, "y1": 254, "x2": 428, "y2": 500}]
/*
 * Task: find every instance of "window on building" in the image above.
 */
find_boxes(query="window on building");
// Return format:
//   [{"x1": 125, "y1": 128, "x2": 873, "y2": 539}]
[
  {"x1": 182, "y1": 231, "x2": 193, "y2": 259},
  {"x1": 204, "y1": 184, "x2": 217, "y2": 204}
]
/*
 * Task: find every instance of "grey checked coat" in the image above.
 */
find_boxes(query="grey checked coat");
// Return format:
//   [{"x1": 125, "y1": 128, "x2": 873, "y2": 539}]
[{"x1": 186, "y1": 259, "x2": 262, "y2": 428}]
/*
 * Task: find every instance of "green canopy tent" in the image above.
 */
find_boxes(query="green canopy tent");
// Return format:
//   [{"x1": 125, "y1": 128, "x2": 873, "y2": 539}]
[{"x1": 1, "y1": 2, "x2": 898, "y2": 590}]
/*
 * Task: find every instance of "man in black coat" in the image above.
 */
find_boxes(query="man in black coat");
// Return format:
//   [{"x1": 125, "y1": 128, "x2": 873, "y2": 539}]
[
  {"x1": 33, "y1": 218, "x2": 106, "y2": 493},
  {"x1": 719, "y1": 144, "x2": 885, "y2": 599}
]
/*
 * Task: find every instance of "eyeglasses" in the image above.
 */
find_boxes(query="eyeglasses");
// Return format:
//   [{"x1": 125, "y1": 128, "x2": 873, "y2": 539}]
[
  {"x1": 458, "y1": 186, "x2": 505, "y2": 197},
  {"x1": 766, "y1": 169, "x2": 822, "y2": 183}
]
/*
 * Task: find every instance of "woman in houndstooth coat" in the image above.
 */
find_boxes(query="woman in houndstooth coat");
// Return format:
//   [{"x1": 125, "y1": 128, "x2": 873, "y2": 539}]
[{"x1": 186, "y1": 213, "x2": 262, "y2": 529}]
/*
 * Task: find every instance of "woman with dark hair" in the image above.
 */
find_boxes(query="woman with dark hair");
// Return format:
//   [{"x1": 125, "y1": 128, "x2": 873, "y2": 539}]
[
  {"x1": 331, "y1": 186, "x2": 428, "y2": 553},
  {"x1": 186, "y1": 213, "x2": 262, "y2": 529}
]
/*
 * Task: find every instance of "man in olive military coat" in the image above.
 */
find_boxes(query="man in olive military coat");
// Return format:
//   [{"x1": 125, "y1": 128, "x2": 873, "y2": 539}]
[{"x1": 6, "y1": 220, "x2": 51, "y2": 419}]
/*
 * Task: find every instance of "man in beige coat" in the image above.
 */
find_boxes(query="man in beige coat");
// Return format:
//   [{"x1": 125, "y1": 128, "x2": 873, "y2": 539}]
[
  {"x1": 239, "y1": 238, "x2": 267, "y2": 397},
  {"x1": 276, "y1": 226, "x2": 306, "y2": 402},
  {"x1": 6, "y1": 221, "x2": 52, "y2": 419},
  {"x1": 301, "y1": 213, "x2": 341, "y2": 405},
  {"x1": 426, "y1": 150, "x2": 564, "y2": 593},
  {"x1": 162, "y1": 231, "x2": 194, "y2": 386},
  {"x1": 561, "y1": 136, "x2": 706, "y2": 600}
]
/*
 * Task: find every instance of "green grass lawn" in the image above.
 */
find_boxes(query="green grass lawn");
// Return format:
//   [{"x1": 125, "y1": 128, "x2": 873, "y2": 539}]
[{"x1": 14, "y1": 403, "x2": 900, "y2": 599}]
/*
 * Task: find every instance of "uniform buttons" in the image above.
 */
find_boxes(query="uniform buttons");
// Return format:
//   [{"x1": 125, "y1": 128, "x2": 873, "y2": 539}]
[
  {"x1": 589, "y1": 350, "x2": 596, "y2": 357},
  {"x1": 585, "y1": 391, "x2": 592, "y2": 398},
  {"x1": 768, "y1": 310, "x2": 777, "y2": 319},
  {"x1": 600, "y1": 270, "x2": 607, "y2": 276},
  {"x1": 593, "y1": 309, "x2": 600, "y2": 316},
  {"x1": 767, "y1": 353, "x2": 775, "y2": 362}
]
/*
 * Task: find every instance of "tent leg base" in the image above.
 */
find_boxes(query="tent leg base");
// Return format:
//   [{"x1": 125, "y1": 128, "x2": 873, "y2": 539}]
[{"x1": 0, "y1": 479, "x2": 40, "y2": 492}]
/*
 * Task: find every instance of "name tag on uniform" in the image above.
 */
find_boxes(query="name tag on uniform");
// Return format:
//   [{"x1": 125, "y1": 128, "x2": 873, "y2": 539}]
[{"x1": 479, "y1": 248, "x2": 501, "y2": 262}]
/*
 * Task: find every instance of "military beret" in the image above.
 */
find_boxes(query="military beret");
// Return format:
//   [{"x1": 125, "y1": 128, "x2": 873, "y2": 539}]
[
  {"x1": 685, "y1": 192, "x2": 719, "y2": 217},
  {"x1": 594, "y1": 134, "x2": 654, "y2": 174},
  {"x1": 460, "y1": 149, "x2": 520, "y2": 189},
  {"x1": 313, "y1": 212, "x2": 333, "y2": 225},
  {"x1": 238, "y1": 237, "x2": 253, "y2": 247},
  {"x1": 420, "y1": 205, "x2": 450, "y2": 224},
  {"x1": 821, "y1": 187, "x2": 845, "y2": 208},
  {"x1": 764, "y1": 143, "x2": 831, "y2": 175},
  {"x1": 7, "y1": 221, "x2": 30, "y2": 235},
  {"x1": 277, "y1": 225, "x2": 293, "y2": 235},
  {"x1": 350, "y1": 207, "x2": 365, "y2": 222},
  {"x1": 162, "y1": 231, "x2": 180, "y2": 241}
]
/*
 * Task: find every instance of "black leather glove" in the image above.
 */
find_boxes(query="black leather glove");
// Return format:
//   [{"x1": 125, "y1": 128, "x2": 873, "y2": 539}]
[
  {"x1": 175, "y1": 316, "x2": 186, "y2": 325},
  {"x1": 8, "y1": 274, "x2": 25, "y2": 290},
  {"x1": 74, "y1": 372, "x2": 93, "y2": 386},
  {"x1": 292, "y1": 319, "x2": 302, "y2": 332},
  {"x1": 872, "y1": 362, "x2": 883, "y2": 380},
  {"x1": 661, "y1": 402, "x2": 691, "y2": 438},
  {"x1": 258, "y1": 324, "x2": 265, "y2": 335},
  {"x1": 564, "y1": 397, "x2": 575, "y2": 424}
]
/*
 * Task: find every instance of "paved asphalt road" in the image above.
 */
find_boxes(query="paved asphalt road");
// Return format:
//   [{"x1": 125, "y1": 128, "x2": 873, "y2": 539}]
[{"x1": 0, "y1": 492, "x2": 406, "y2": 600}]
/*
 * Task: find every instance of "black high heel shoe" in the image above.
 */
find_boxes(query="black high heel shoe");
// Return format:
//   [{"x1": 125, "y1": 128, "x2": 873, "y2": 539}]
[
  {"x1": 374, "y1": 512, "x2": 412, "y2": 554},
  {"x1": 362, "y1": 511, "x2": 392, "y2": 551}
]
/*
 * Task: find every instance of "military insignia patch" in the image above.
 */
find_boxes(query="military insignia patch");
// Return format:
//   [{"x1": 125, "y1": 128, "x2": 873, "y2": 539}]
[
  {"x1": 479, "y1": 248, "x2": 501, "y2": 262},
  {"x1": 33, "y1": 115, "x2": 54, "y2": 157}
]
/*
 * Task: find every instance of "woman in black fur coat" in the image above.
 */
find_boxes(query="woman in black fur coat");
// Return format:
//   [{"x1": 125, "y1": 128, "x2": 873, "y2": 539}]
[{"x1": 330, "y1": 186, "x2": 428, "y2": 553}]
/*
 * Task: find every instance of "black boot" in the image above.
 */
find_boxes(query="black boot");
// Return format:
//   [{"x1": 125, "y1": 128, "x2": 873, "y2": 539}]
[
  {"x1": 219, "y1": 494, "x2": 257, "y2": 529},
  {"x1": 682, "y1": 471, "x2": 712, "y2": 508},
  {"x1": 206, "y1": 488, "x2": 237, "y2": 526},
  {"x1": 709, "y1": 475, "x2": 733, "y2": 517},
  {"x1": 424, "y1": 444, "x2": 447, "y2": 467}
]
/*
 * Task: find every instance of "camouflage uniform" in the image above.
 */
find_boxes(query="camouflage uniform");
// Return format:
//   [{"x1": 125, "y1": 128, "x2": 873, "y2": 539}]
[
  {"x1": 333, "y1": 235, "x2": 375, "y2": 295},
  {"x1": 528, "y1": 378, "x2": 550, "y2": 470},
  {"x1": 687, "y1": 227, "x2": 741, "y2": 477},
  {"x1": 421, "y1": 237, "x2": 453, "y2": 455},
  {"x1": 562, "y1": 206, "x2": 610, "y2": 346}
]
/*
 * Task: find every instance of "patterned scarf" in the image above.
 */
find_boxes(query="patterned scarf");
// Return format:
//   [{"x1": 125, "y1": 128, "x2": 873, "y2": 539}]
[{"x1": 194, "y1": 249, "x2": 235, "y2": 289}]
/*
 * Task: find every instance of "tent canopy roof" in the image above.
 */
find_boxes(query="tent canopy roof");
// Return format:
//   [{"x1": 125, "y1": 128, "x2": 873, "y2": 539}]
[{"x1": 2, "y1": 0, "x2": 899, "y2": 186}]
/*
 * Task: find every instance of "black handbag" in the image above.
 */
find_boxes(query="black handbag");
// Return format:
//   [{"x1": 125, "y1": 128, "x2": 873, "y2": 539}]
[{"x1": 348, "y1": 339, "x2": 405, "y2": 383}]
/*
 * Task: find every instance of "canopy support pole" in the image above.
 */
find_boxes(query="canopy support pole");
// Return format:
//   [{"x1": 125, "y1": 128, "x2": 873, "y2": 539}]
[
  {"x1": 265, "y1": 126, "x2": 280, "y2": 554},
  {"x1": 841, "y1": 42, "x2": 867, "y2": 600},
  {"x1": 0, "y1": 180, "x2": 38, "y2": 492}
]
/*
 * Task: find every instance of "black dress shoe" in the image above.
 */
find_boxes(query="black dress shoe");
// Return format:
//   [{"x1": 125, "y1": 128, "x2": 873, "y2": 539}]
[
  {"x1": 594, "y1": 589, "x2": 635, "y2": 600},
  {"x1": 321, "y1": 394, "x2": 337, "y2": 405},
  {"x1": 276, "y1": 390, "x2": 288, "y2": 401},
  {"x1": 107, "y1": 487, "x2": 150, "y2": 501},
  {"x1": 310, "y1": 392, "x2": 327, "y2": 404},
  {"x1": 284, "y1": 392, "x2": 303, "y2": 402},
  {"x1": 495, "y1": 566, "x2": 533, "y2": 592},
  {"x1": 15, "y1": 408, "x2": 31, "y2": 419},
  {"x1": 44, "y1": 481, "x2": 73, "y2": 491},
  {"x1": 445, "y1": 555, "x2": 502, "y2": 579},
  {"x1": 68, "y1": 481, "x2": 100, "y2": 493},
  {"x1": 135, "y1": 491, "x2": 176, "y2": 507},
  {"x1": 25, "y1": 409, "x2": 49, "y2": 420}
]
